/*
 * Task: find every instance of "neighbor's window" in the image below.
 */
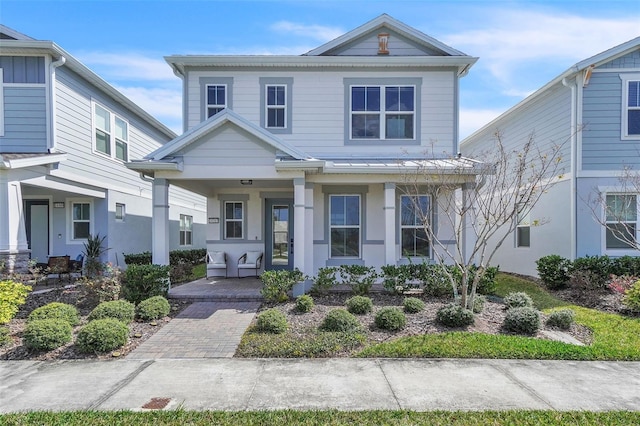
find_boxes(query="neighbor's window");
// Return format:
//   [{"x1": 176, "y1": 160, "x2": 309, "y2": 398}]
[
  {"x1": 605, "y1": 194, "x2": 637, "y2": 249},
  {"x1": 115, "y1": 203, "x2": 125, "y2": 221},
  {"x1": 72, "y1": 202, "x2": 91, "y2": 240},
  {"x1": 330, "y1": 195, "x2": 360, "y2": 257},
  {"x1": 114, "y1": 117, "x2": 128, "y2": 161},
  {"x1": 400, "y1": 195, "x2": 430, "y2": 257},
  {"x1": 516, "y1": 203, "x2": 530, "y2": 248},
  {"x1": 94, "y1": 104, "x2": 111, "y2": 156},
  {"x1": 224, "y1": 202, "x2": 244, "y2": 239},
  {"x1": 266, "y1": 84, "x2": 286, "y2": 128},
  {"x1": 94, "y1": 103, "x2": 129, "y2": 161},
  {"x1": 625, "y1": 80, "x2": 640, "y2": 138},
  {"x1": 351, "y1": 85, "x2": 414, "y2": 139},
  {"x1": 206, "y1": 84, "x2": 226, "y2": 118},
  {"x1": 180, "y1": 214, "x2": 193, "y2": 246}
]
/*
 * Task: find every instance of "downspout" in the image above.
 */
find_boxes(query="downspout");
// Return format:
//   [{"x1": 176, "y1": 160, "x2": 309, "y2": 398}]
[
  {"x1": 48, "y1": 55, "x2": 66, "y2": 151},
  {"x1": 562, "y1": 75, "x2": 578, "y2": 260}
]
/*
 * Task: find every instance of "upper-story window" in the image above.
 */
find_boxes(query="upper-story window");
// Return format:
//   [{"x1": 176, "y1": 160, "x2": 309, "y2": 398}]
[
  {"x1": 93, "y1": 102, "x2": 129, "y2": 161},
  {"x1": 266, "y1": 85, "x2": 286, "y2": 128},
  {"x1": 626, "y1": 80, "x2": 640, "y2": 138},
  {"x1": 351, "y1": 85, "x2": 415, "y2": 140},
  {"x1": 206, "y1": 84, "x2": 226, "y2": 118}
]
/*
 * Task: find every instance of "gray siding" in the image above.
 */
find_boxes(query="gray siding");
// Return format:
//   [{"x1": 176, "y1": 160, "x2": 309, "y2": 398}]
[
  {"x1": 0, "y1": 86, "x2": 47, "y2": 152},
  {"x1": 328, "y1": 29, "x2": 441, "y2": 56},
  {"x1": 599, "y1": 50, "x2": 640, "y2": 69},
  {"x1": 0, "y1": 56, "x2": 45, "y2": 83}
]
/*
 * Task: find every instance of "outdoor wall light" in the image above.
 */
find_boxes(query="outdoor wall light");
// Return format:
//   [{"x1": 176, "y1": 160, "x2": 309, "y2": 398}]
[{"x1": 240, "y1": 179, "x2": 253, "y2": 185}]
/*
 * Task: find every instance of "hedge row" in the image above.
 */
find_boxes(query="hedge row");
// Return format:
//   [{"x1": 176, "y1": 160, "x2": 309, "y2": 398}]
[{"x1": 123, "y1": 249, "x2": 206, "y2": 266}]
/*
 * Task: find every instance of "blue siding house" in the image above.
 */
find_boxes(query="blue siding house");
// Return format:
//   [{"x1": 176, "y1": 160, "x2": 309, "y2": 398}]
[{"x1": 462, "y1": 37, "x2": 640, "y2": 276}]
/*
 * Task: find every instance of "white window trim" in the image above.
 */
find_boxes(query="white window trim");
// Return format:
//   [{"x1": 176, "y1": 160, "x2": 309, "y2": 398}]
[
  {"x1": 66, "y1": 198, "x2": 93, "y2": 245},
  {"x1": 329, "y1": 194, "x2": 361, "y2": 259},
  {"x1": 206, "y1": 83, "x2": 227, "y2": 118},
  {"x1": 602, "y1": 193, "x2": 639, "y2": 254},
  {"x1": 516, "y1": 203, "x2": 531, "y2": 248},
  {"x1": 92, "y1": 100, "x2": 130, "y2": 162},
  {"x1": 179, "y1": 214, "x2": 193, "y2": 246},
  {"x1": 350, "y1": 85, "x2": 416, "y2": 141},
  {"x1": 265, "y1": 84, "x2": 287, "y2": 129},
  {"x1": 620, "y1": 73, "x2": 640, "y2": 141},
  {"x1": 224, "y1": 201, "x2": 244, "y2": 240},
  {"x1": 400, "y1": 194, "x2": 432, "y2": 258},
  {"x1": 115, "y1": 203, "x2": 125, "y2": 222},
  {"x1": 0, "y1": 68, "x2": 4, "y2": 137}
]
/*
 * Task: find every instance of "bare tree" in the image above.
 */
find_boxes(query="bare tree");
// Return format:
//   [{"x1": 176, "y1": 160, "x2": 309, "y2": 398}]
[{"x1": 400, "y1": 132, "x2": 567, "y2": 310}]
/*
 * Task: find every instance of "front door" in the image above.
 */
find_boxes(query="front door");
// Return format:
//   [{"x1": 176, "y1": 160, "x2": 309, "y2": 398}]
[
  {"x1": 265, "y1": 199, "x2": 294, "y2": 271},
  {"x1": 25, "y1": 200, "x2": 49, "y2": 262}
]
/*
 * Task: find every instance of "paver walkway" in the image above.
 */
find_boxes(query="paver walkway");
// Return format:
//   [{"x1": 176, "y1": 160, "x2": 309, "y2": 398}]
[{"x1": 128, "y1": 301, "x2": 260, "y2": 359}]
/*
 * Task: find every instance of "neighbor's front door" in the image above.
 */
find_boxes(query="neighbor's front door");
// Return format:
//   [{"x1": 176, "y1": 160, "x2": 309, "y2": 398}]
[
  {"x1": 25, "y1": 200, "x2": 49, "y2": 262},
  {"x1": 265, "y1": 199, "x2": 294, "y2": 271}
]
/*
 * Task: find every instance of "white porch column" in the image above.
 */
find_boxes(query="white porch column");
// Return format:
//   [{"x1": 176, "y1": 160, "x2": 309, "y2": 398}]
[
  {"x1": 0, "y1": 174, "x2": 29, "y2": 272},
  {"x1": 293, "y1": 177, "x2": 305, "y2": 273},
  {"x1": 384, "y1": 182, "x2": 396, "y2": 265},
  {"x1": 152, "y1": 178, "x2": 170, "y2": 265},
  {"x1": 304, "y1": 182, "x2": 314, "y2": 275}
]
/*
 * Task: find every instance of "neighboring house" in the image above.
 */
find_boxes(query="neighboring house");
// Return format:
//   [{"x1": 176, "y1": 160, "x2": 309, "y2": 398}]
[
  {"x1": 128, "y1": 14, "x2": 479, "y2": 278},
  {"x1": 0, "y1": 25, "x2": 206, "y2": 273},
  {"x1": 461, "y1": 37, "x2": 640, "y2": 276}
]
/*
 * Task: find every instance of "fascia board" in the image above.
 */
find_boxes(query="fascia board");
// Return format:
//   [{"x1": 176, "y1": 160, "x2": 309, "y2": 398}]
[{"x1": 0, "y1": 153, "x2": 67, "y2": 169}]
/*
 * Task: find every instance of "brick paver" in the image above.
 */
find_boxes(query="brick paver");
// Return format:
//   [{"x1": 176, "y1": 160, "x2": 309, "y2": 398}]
[{"x1": 128, "y1": 301, "x2": 260, "y2": 359}]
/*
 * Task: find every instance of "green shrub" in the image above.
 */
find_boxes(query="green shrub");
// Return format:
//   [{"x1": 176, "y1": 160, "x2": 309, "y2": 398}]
[
  {"x1": 503, "y1": 292, "x2": 534, "y2": 309},
  {"x1": 546, "y1": 309, "x2": 575, "y2": 330},
  {"x1": 436, "y1": 303, "x2": 474, "y2": 327},
  {"x1": 0, "y1": 326, "x2": 10, "y2": 347},
  {"x1": 611, "y1": 255, "x2": 640, "y2": 277},
  {"x1": 260, "y1": 269, "x2": 304, "y2": 303},
  {"x1": 375, "y1": 307, "x2": 407, "y2": 331},
  {"x1": 123, "y1": 251, "x2": 152, "y2": 266},
  {"x1": 88, "y1": 300, "x2": 135, "y2": 323},
  {"x1": 23, "y1": 319, "x2": 72, "y2": 351},
  {"x1": 320, "y1": 309, "x2": 361, "y2": 333},
  {"x1": 255, "y1": 308, "x2": 288, "y2": 334},
  {"x1": 536, "y1": 254, "x2": 571, "y2": 290},
  {"x1": 121, "y1": 264, "x2": 171, "y2": 305},
  {"x1": 76, "y1": 318, "x2": 129, "y2": 353},
  {"x1": 169, "y1": 261, "x2": 194, "y2": 284},
  {"x1": 80, "y1": 275, "x2": 121, "y2": 305},
  {"x1": 570, "y1": 255, "x2": 612, "y2": 290},
  {"x1": 136, "y1": 296, "x2": 171, "y2": 321},
  {"x1": 339, "y1": 265, "x2": 377, "y2": 295},
  {"x1": 311, "y1": 267, "x2": 337, "y2": 295},
  {"x1": 422, "y1": 265, "x2": 453, "y2": 297},
  {"x1": 124, "y1": 249, "x2": 206, "y2": 267},
  {"x1": 623, "y1": 280, "x2": 640, "y2": 312},
  {"x1": 380, "y1": 265, "x2": 407, "y2": 293},
  {"x1": 295, "y1": 295, "x2": 314, "y2": 313},
  {"x1": 403, "y1": 297, "x2": 425, "y2": 313},
  {"x1": 450, "y1": 265, "x2": 499, "y2": 295},
  {"x1": 0, "y1": 280, "x2": 31, "y2": 324},
  {"x1": 472, "y1": 295, "x2": 486, "y2": 314},
  {"x1": 503, "y1": 306, "x2": 541, "y2": 335},
  {"x1": 346, "y1": 295, "x2": 373, "y2": 315},
  {"x1": 28, "y1": 302, "x2": 79, "y2": 326}
]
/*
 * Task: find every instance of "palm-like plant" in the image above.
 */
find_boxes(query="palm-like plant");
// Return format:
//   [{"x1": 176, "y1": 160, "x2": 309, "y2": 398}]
[{"x1": 83, "y1": 233, "x2": 109, "y2": 277}]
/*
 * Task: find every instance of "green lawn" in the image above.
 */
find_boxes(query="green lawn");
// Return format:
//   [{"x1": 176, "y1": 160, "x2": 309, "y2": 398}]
[{"x1": 1, "y1": 410, "x2": 639, "y2": 425}]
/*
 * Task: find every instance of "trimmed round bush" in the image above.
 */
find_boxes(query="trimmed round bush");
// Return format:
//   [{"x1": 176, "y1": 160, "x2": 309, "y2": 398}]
[
  {"x1": 403, "y1": 297, "x2": 425, "y2": 313},
  {"x1": 375, "y1": 307, "x2": 407, "y2": 331},
  {"x1": 255, "y1": 308, "x2": 288, "y2": 334},
  {"x1": 320, "y1": 309, "x2": 361, "y2": 332},
  {"x1": 546, "y1": 309, "x2": 575, "y2": 330},
  {"x1": 295, "y1": 295, "x2": 314, "y2": 313},
  {"x1": 136, "y1": 296, "x2": 170, "y2": 321},
  {"x1": 23, "y1": 319, "x2": 72, "y2": 351},
  {"x1": 503, "y1": 292, "x2": 534, "y2": 310},
  {"x1": 88, "y1": 300, "x2": 135, "y2": 323},
  {"x1": 76, "y1": 318, "x2": 129, "y2": 353},
  {"x1": 28, "y1": 302, "x2": 79, "y2": 326},
  {"x1": 503, "y1": 307, "x2": 541, "y2": 335},
  {"x1": 436, "y1": 303, "x2": 474, "y2": 327},
  {"x1": 472, "y1": 295, "x2": 486, "y2": 314},
  {"x1": 346, "y1": 296, "x2": 373, "y2": 315}
]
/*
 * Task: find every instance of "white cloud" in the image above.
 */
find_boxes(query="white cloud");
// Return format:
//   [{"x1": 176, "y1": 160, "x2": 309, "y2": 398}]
[
  {"x1": 270, "y1": 21, "x2": 343, "y2": 42},
  {"x1": 115, "y1": 85, "x2": 183, "y2": 134},
  {"x1": 77, "y1": 52, "x2": 176, "y2": 82},
  {"x1": 459, "y1": 108, "x2": 507, "y2": 140}
]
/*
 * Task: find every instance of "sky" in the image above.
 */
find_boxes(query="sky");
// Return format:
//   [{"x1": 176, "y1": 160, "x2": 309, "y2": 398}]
[{"x1": 2, "y1": 0, "x2": 639, "y2": 139}]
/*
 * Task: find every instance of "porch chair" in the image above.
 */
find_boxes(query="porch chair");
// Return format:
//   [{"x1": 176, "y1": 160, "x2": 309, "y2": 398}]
[
  {"x1": 206, "y1": 251, "x2": 228, "y2": 278},
  {"x1": 69, "y1": 254, "x2": 84, "y2": 277},
  {"x1": 237, "y1": 251, "x2": 263, "y2": 278}
]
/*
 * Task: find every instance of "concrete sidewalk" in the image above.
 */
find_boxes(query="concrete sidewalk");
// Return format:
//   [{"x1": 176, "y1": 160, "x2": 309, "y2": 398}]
[{"x1": 1, "y1": 359, "x2": 639, "y2": 412}]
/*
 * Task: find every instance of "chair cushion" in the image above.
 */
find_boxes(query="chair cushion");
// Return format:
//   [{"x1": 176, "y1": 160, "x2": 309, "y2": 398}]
[
  {"x1": 244, "y1": 251, "x2": 262, "y2": 264},
  {"x1": 208, "y1": 251, "x2": 226, "y2": 264}
]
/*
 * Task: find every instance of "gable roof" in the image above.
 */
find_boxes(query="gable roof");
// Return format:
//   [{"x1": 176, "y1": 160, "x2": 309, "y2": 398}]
[
  {"x1": 143, "y1": 109, "x2": 311, "y2": 162},
  {"x1": 305, "y1": 14, "x2": 466, "y2": 57}
]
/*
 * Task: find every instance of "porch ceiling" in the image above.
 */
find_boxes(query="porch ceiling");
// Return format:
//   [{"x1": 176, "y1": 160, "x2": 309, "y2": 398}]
[{"x1": 168, "y1": 179, "x2": 294, "y2": 197}]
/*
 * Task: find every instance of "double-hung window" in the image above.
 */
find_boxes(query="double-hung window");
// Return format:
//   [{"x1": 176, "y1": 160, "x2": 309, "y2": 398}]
[
  {"x1": 224, "y1": 202, "x2": 244, "y2": 239},
  {"x1": 400, "y1": 195, "x2": 430, "y2": 257},
  {"x1": 180, "y1": 214, "x2": 193, "y2": 246},
  {"x1": 94, "y1": 104, "x2": 112, "y2": 156},
  {"x1": 330, "y1": 195, "x2": 360, "y2": 258},
  {"x1": 93, "y1": 103, "x2": 129, "y2": 161},
  {"x1": 516, "y1": 203, "x2": 530, "y2": 248},
  {"x1": 72, "y1": 202, "x2": 91, "y2": 240},
  {"x1": 605, "y1": 194, "x2": 637, "y2": 249},
  {"x1": 351, "y1": 85, "x2": 415, "y2": 140},
  {"x1": 266, "y1": 85, "x2": 286, "y2": 128},
  {"x1": 625, "y1": 80, "x2": 640, "y2": 138},
  {"x1": 114, "y1": 117, "x2": 128, "y2": 161},
  {"x1": 206, "y1": 84, "x2": 226, "y2": 118}
]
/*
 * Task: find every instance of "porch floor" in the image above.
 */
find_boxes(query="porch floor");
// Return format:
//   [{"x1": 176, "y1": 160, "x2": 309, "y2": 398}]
[{"x1": 169, "y1": 277, "x2": 263, "y2": 302}]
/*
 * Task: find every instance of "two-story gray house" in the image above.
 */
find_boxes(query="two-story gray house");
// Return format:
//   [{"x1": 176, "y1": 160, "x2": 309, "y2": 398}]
[
  {"x1": 128, "y1": 14, "x2": 480, "y2": 277},
  {"x1": 462, "y1": 37, "x2": 640, "y2": 276},
  {"x1": 0, "y1": 25, "x2": 206, "y2": 272}
]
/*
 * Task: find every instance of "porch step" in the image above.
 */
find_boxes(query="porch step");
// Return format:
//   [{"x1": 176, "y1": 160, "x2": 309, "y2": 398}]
[{"x1": 168, "y1": 294, "x2": 264, "y2": 303}]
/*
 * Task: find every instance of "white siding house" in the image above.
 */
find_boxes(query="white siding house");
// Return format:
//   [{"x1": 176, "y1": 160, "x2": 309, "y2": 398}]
[
  {"x1": 0, "y1": 25, "x2": 207, "y2": 272},
  {"x1": 461, "y1": 37, "x2": 640, "y2": 276},
  {"x1": 128, "y1": 14, "x2": 480, "y2": 278}
]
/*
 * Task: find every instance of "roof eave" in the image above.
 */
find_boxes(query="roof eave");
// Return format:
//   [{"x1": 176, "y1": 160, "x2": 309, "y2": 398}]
[{"x1": 0, "y1": 153, "x2": 68, "y2": 169}]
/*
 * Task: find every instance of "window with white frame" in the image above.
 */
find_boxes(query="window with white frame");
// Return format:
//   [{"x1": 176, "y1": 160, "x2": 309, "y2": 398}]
[
  {"x1": 516, "y1": 203, "x2": 530, "y2": 248},
  {"x1": 351, "y1": 85, "x2": 415, "y2": 140},
  {"x1": 93, "y1": 102, "x2": 129, "y2": 161},
  {"x1": 266, "y1": 84, "x2": 286, "y2": 128},
  {"x1": 0, "y1": 69, "x2": 4, "y2": 137},
  {"x1": 115, "y1": 203, "x2": 125, "y2": 221},
  {"x1": 224, "y1": 202, "x2": 244, "y2": 239},
  {"x1": 400, "y1": 195, "x2": 430, "y2": 257},
  {"x1": 625, "y1": 80, "x2": 640, "y2": 138},
  {"x1": 72, "y1": 202, "x2": 91, "y2": 240},
  {"x1": 206, "y1": 84, "x2": 226, "y2": 118},
  {"x1": 180, "y1": 214, "x2": 193, "y2": 246},
  {"x1": 605, "y1": 194, "x2": 637, "y2": 249},
  {"x1": 330, "y1": 195, "x2": 360, "y2": 258}
]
